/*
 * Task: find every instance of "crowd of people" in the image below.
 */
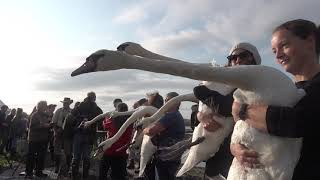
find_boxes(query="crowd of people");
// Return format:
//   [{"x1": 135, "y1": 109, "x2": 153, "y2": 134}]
[
  {"x1": 0, "y1": 18, "x2": 319, "y2": 180},
  {"x1": 0, "y1": 90, "x2": 188, "y2": 180}
]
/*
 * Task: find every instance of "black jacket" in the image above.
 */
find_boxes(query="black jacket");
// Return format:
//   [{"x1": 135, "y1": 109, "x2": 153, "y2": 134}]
[
  {"x1": 267, "y1": 72, "x2": 320, "y2": 180},
  {"x1": 71, "y1": 99, "x2": 103, "y2": 143}
]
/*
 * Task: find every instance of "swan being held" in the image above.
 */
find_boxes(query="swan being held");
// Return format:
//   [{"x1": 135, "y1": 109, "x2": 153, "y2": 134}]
[
  {"x1": 71, "y1": 43, "x2": 304, "y2": 179},
  {"x1": 114, "y1": 42, "x2": 236, "y2": 176},
  {"x1": 93, "y1": 105, "x2": 158, "y2": 158}
]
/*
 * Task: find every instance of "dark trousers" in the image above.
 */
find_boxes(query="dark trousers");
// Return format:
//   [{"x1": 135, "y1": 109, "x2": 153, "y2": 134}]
[
  {"x1": 25, "y1": 141, "x2": 47, "y2": 175},
  {"x1": 99, "y1": 154, "x2": 128, "y2": 180},
  {"x1": 145, "y1": 157, "x2": 180, "y2": 180},
  {"x1": 205, "y1": 134, "x2": 233, "y2": 178},
  {"x1": 71, "y1": 134, "x2": 92, "y2": 179},
  {"x1": 0, "y1": 129, "x2": 9, "y2": 153}
]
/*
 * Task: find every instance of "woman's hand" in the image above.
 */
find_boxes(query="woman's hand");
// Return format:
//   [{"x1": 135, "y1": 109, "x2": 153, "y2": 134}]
[
  {"x1": 197, "y1": 111, "x2": 221, "y2": 132},
  {"x1": 232, "y1": 102, "x2": 268, "y2": 132},
  {"x1": 232, "y1": 102, "x2": 242, "y2": 122},
  {"x1": 230, "y1": 143, "x2": 262, "y2": 168}
]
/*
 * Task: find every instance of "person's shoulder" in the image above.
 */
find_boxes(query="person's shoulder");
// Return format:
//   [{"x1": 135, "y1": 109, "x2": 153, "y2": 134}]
[
  {"x1": 312, "y1": 74, "x2": 320, "y2": 86},
  {"x1": 55, "y1": 108, "x2": 63, "y2": 113},
  {"x1": 30, "y1": 111, "x2": 40, "y2": 119}
]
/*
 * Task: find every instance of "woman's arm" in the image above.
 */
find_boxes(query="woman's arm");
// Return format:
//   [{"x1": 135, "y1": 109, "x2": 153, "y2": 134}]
[{"x1": 233, "y1": 84, "x2": 320, "y2": 138}]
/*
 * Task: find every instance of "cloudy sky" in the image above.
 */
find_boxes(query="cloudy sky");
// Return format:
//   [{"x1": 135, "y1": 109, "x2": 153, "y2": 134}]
[{"x1": 0, "y1": 0, "x2": 319, "y2": 118}]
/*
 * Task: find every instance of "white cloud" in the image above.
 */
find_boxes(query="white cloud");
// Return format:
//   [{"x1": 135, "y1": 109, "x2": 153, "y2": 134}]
[
  {"x1": 133, "y1": 0, "x2": 320, "y2": 63},
  {"x1": 112, "y1": 6, "x2": 146, "y2": 24},
  {"x1": 2, "y1": 0, "x2": 320, "y2": 118}
]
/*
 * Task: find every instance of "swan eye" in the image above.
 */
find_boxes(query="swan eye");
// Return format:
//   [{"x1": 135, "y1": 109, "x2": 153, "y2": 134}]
[{"x1": 117, "y1": 43, "x2": 130, "y2": 51}]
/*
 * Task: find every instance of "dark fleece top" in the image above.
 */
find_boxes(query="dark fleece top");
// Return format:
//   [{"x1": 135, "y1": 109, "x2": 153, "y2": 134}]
[{"x1": 267, "y1": 72, "x2": 320, "y2": 180}]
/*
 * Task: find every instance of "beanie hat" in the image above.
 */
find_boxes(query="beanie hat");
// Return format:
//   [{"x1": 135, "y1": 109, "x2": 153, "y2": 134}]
[{"x1": 229, "y1": 42, "x2": 261, "y2": 65}]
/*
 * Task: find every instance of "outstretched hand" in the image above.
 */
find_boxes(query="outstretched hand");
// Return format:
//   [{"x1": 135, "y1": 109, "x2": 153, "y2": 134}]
[{"x1": 197, "y1": 111, "x2": 222, "y2": 132}]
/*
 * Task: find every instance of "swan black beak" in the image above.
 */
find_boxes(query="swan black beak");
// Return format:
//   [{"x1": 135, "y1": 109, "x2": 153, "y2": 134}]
[
  {"x1": 93, "y1": 146, "x2": 104, "y2": 159},
  {"x1": 71, "y1": 62, "x2": 93, "y2": 77},
  {"x1": 71, "y1": 53, "x2": 104, "y2": 77}
]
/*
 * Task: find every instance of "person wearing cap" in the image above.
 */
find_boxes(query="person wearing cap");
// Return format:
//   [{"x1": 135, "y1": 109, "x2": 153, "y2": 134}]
[
  {"x1": 193, "y1": 42, "x2": 261, "y2": 179},
  {"x1": 143, "y1": 92, "x2": 185, "y2": 180},
  {"x1": 52, "y1": 97, "x2": 73, "y2": 173}
]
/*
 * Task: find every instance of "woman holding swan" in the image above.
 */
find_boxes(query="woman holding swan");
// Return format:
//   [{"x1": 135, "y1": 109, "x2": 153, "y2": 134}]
[{"x1": 231, "y1": 19, "x2": 320, "y2": 180}]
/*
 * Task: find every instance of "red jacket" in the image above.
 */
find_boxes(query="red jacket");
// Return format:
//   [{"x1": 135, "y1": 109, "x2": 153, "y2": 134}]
[{"x1": 103, "y1": 115, "x2": 133, "y2": 156}]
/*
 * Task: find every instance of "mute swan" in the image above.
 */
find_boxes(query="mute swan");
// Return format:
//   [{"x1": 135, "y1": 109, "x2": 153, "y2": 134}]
[
  {"x1": 87, "y1": 105, "x2": 162, "y2": 176},
  {"x1": 83, "y1": 110, "x2": 135, "y2": 128},
  {"x1": 93, "y1": 106, "x2": 158, "y2": 157},
  {"x1": 115, "y1": 42, "x2": 236, "y2": 176},
  {"x1": 71, "y1": 44, "x2": 304, "y2": 180}
]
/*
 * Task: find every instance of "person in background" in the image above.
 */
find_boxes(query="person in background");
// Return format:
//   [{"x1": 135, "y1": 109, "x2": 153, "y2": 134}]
[
  {"x1": 9, "y1": 108, "x2": 27, "y2": 157},
  {"x1": 0, "y1": 105, "x2": 8, "y2": 154},
  {"x1": 47, "y1": 104, "x2": 57, "y2": 163},
  {"x1": 99, "y1": 102, "x2": 132, "y2": 180},
  {"x1": 5, "y1": 108, "x2": 16, "y2": 153},
  {"x1": 113, "y1": 98, "x2": 123, "y2": 109},
  {"x1": 73, "y1": 102, "x2": 80, "y2": 109},
  {"x1": 193, "y1": 42, "x2": 261, "y2": 179},
  {"x1": 127, "y1": 98, "x2": 148, "y2": 171},
  {"x1": 25, "y1": 101, "x2": 53, "y2": 179},
  {"x1": 144, "y1": 92, "x2": 185, "y2": 180},
  {"x1": 146, "y1": 91, "x2": 164, "y2": 109},
  {"x1": 190, "y1": 104, "x2": 199, "y2": 131},
  {"x1": 231, "y1": 19, "x2": 320, "y2": 180},
  {"x1": 71, "y1": 92, "x2": 103, "y2": 180},
  {"x1": 52, "y1": 97, "x2": 73, "y2": 173}
]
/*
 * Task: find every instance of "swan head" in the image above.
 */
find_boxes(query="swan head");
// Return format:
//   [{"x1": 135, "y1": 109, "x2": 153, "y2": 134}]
[
  {"x1": 71, "y1": 50, "x2": 127, "y2": 77},
  {"x1": 93, "y1": 139, "x2": 114, "y2": 158}
]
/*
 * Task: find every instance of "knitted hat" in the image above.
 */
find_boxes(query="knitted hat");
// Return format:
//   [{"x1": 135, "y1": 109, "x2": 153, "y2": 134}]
[{"x1": 229, "y1": 42, "x2": 261, "y2": 65}]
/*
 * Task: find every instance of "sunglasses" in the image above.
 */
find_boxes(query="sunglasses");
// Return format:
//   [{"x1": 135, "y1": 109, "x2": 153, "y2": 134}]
[{"x1": 227, "y1": 51, "x2": 252, "y2": 61}]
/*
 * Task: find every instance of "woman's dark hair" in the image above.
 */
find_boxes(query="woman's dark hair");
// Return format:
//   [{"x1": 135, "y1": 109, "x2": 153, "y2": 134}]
[
  {"x1": 273, "y1": 19, "x2": 320, "y2": 56},
  {"x1": 114, "y1": 102, "x2": 129, "y2": 129},
  {"x1": 116, "y1": 102, "x2": 128, "y2": 112},
  {"x1": 150, "y1": 93, "x2": 164, "y2": 109}
]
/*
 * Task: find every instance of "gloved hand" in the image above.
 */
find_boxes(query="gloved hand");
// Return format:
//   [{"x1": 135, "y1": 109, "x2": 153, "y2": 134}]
[{"x1": 193, "y1": 85, "x2": 232, "y2": 117}]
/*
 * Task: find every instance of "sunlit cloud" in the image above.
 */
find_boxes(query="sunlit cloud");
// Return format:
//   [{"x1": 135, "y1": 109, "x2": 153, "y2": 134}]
[{"x1": 1, "y1": 0, "x2": 319, "y2": 117}]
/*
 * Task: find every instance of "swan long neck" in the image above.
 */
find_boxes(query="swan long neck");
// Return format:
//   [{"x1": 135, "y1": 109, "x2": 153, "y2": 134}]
[
  {"x1": 122, "y1": 54, "x2": 251, "y2": 90},
  {"x1": 88, "y1": 112, "x2": 111, "y2": 124},
  {"x1": 112, "y1": 109, "x2": 135, "y2": 117},
  {"x1": 133, "y1": 47, "x2": 186, "y2": 63},
  {"x1": 143, "y1": 93, "x2": 198, "y2": 125},
  {"x1": 109, "y1": 106, "x2": 158, "y2": 143},
  {"x1": 88, "y1": 110, "x2": 135, "y2": 125}
]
